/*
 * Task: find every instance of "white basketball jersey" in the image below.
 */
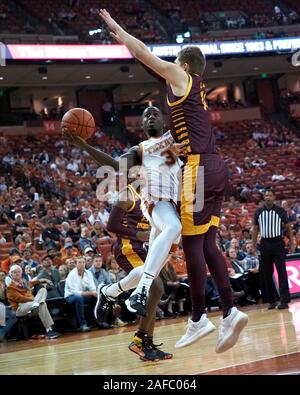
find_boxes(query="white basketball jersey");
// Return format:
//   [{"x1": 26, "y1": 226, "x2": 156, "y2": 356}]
[{"x1": 139, "y1": 131, "x2": 181, "y2": 202}]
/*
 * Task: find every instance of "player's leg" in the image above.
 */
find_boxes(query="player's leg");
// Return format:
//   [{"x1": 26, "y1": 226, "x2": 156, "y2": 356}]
[
  {"x1": 96, "y1": 226, "x2": 160, "y2": 318},
  {"x1": 129, "y1": 277, "x2": 173, "y2": 361},
  {"x1": 127, "y1": 201, "x2": 182, "y2": 315},
  {"x1": 175, "y1": 234, "x2": 216, "y2": 348},
  {"x1": 203, "y1": 226, "x2": 248, "y2": 353}
]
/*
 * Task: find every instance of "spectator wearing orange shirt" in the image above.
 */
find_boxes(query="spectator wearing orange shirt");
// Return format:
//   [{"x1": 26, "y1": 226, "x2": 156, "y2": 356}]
[
  {"x1": 1, "y1": 248, "x2": 21, "y2": 274},
  {"x1": 60, "y1": 239, "x2": 79, "y2": 263},
  {"x1": 169, "y1": 253, "x2": 187, "y2": 280}
]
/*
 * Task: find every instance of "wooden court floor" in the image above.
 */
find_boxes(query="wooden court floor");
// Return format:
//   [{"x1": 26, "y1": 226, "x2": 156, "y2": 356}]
[{"x1": 1, "y1": 301, "x2": 300, "y2": 375}]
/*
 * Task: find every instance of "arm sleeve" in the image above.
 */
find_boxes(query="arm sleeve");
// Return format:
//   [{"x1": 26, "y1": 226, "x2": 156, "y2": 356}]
[
  {"x1": 106, "y1": 206, "x2": 138, "y2": 239},
  {"x1": 6, "y1": 288, "x2": 33, "y2": 303}
]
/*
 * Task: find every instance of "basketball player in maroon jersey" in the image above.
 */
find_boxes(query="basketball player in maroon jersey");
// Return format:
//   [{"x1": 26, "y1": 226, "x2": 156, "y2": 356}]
[{"x1": 99, "y1": 9, "x2": 248, "y2": 353}]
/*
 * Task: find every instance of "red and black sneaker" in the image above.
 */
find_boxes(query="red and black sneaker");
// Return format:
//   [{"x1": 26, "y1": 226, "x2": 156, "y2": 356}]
[
  {"x1": 151, "y1": 341, "x2": 173, "y2": 360},
  {"x1": 139, "y1": 337, "x2": 160, "y2": 362},
  {"x1": 128, "y1": 333, "x2": 143, "y2": 356},
  {"x1": 128, "y1": 334, "x2": 159, "y2": 362}
]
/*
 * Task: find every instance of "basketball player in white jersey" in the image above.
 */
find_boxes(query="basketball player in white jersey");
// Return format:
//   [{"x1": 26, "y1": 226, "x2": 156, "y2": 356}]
[{"x1": 64, "y1": 106, "x2": 181, "y2": 316}]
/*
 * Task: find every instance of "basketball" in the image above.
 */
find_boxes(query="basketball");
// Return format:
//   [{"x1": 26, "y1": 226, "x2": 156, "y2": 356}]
[{"x1": 61, "y1": 108, "x2": 95, "y2": 140}]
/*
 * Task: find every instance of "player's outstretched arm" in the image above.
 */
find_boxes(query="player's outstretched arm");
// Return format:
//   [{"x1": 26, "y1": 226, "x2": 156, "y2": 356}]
[
  {"x1": 99, "y1": 9, "x2": 188, "y2": 92},
  {"x1": 63, "y1": 131, "x2": 141, "y2": 170},
  {"x1": 63, "y1": 131, "x2": 119, "y2": 170}
]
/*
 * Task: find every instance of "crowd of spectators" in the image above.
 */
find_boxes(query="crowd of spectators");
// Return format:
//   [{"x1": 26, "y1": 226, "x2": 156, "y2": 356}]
[
  {"x1": 1, "y1": 0, "x2": 299, "y2": 44},
  {"x1": 0, "y1": 114, "x2": 300, "y2": 342},
  {"x1": 208, "y1": 98, "x2": 247, "y2": 111}
]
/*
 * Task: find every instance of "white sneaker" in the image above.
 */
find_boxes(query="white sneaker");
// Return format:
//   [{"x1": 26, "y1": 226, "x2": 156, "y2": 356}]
[
  {"x1": 175, "y1": 314, "x2": 216, "y2": 349},
  {"x1": 215, "y1": 307, "x2": 248, "y2": 354}
]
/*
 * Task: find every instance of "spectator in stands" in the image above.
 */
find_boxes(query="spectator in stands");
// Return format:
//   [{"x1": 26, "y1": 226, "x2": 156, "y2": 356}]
[
  {"x1": 42, "y1": 219, "x2": 61, "y2": 244},
  {"x1": 12, "y1": 213, "x2": 28, "y2": 240},
  {"x1": 65, "y1": 257, "x2": 76, "y2": 272},
  {"x1": 160, "y1": 256, "x2": 187, "y2": 317},
  {"x1": 226, "y1": 248, "x2": 256, "y2": 305},
  {"x1": 79, "y1": 227, "x2": 96, "y2": 253},
  {"x1": 97, "y1": 204, "x2": 110, "y2": 227},
  {"x1": 36, "y1": 255, "x2": 61, "y2": 299},
  {"x1": 6, "y1": 265, "x2": 60, "y2": 339},
  {"x1": 0, "y1": 301, "x2": 17, "y2": 343},
  {"x1": 107, "y1": 255, "x2": 127, "y2": 283},
  {"x1": 24, "y1": 265, "x2": 35, "y2": 280},
  {"x1": 242, "y1": 242, "x2": 260, "y2": 301},
  {"x1": 64, "y1": 256, "x2": 97, "y2": 332},
  {"x1": 22, "y1": 246, "x2": 39, "y2": 269},
  {"x1": 41, "y1": 210, "x2": 56, "y2": 225},
  {"x1": 46, "y1": 246, "x2": 62, "y2": 268},
  {"x1": 91, "y1": 220, "x2": 108, "y2": 240},
  {"x1": 58, "y1": 264, "x2": 69, "y2": 281},
  {"x1": 1, "y1": 248, "x2": 20, "y2": 274},
  {"x1": 84, "y1": 256, "x2": 93, "y2": 270},
  {"x1": 89, "y1": 254, "x2": 111, "y2": 288},
  {"x1": 60, "y1": 221, "x2": 70, "y2": 238},
  {"x1": 60, "y1": 238, "x2": 79, "y2": 263},
  {"x1": 169, "y1": 252, "x2": 188, "y2": 281}
]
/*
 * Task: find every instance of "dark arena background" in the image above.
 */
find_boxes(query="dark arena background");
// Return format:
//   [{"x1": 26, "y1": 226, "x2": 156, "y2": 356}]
[{"x1": 0, "y1": 0, "x2": 300, "y2": 380}]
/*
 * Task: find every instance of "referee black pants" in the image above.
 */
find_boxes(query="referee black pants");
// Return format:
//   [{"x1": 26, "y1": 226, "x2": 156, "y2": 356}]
[{"x1": 260, "y1": 238, "x2": 290, "y2": 304}]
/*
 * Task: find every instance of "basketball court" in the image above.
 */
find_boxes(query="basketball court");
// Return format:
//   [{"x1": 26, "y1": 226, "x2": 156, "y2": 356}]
[{"x1": 1, "y1": 301, "x2": 300, "y2": 375}]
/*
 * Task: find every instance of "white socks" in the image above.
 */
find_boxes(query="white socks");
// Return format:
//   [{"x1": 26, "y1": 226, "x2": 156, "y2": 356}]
[
  {"x1": 133, "y1": 272, "x2": 155, "y2": 296},
  {"x1": 104, "y1": 265, "x2": 145, "y2": 298}
]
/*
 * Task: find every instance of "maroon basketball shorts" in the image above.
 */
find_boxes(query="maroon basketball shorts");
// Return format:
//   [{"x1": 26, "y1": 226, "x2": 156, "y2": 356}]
[
  {"x1": 113, "y1": 238, "x2": 147, "y2": 273},
  {"x1": 179, "y1": 153, "x2": 228, "y2": 236}
]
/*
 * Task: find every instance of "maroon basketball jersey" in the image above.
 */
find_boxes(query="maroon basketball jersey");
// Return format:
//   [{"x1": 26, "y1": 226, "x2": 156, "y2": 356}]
[
  {"x1": 166, "y1": 73, "x2": 216, "y2": 156},
  {"x1": 119, "y1": 184, "x2": 150, "y2": 237}
]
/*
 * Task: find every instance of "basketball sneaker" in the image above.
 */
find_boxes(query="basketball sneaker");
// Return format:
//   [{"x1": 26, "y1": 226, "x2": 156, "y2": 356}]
[
  {"x1": 151, "y1": 341, "x2": 173, "y2": 360},
  {"x1": 175, "y1": 314, "x2": 216, "y2": 349},
  {"x1": 125, "y1": 287, "x2": 147, "y2": 317},
  {"x1": 215, "y1": 307, "x2": 248, "y2": 353},
  {"x1": 94, "y1": 283, "x2": 116, "y2": 321},
  {"x1": 128, "y1": 334, "x2": 159, "y2": 362}
]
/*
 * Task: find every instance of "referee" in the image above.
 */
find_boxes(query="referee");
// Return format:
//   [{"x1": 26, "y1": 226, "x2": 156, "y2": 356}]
[{"x1": 252, "y1": 190, "x2": 295, "y2": 310}]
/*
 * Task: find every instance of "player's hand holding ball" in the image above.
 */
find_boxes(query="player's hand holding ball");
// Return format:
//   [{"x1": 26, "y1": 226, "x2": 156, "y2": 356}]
[{"x1": 61, "y1": 108, "x2": 95, "y2": 148}]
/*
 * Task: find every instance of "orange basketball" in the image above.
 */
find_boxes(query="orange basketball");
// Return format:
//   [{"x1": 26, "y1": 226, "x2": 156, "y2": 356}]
[{"x1": 61, "y1": 108, "x2": 95, "y2": 140}]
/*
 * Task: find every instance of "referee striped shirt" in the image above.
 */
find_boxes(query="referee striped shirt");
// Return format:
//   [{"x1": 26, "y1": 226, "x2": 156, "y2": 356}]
[{"x1": 254, "y1": 205, "x2": 289, "y2": 239}]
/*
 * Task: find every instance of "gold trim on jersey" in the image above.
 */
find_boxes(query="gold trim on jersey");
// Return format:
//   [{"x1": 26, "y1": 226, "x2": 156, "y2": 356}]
[
  {"x1": 172, "y1": 116, "x2": 184, "y2": 123},
  {"x1": 121, "y1": 238, "x2": 144, "y2": 268},
  {"x1": 180, "y1": 154, "x2": 220, "y2": 235},
  {"x1": 171, "y1": 107, "x2": 184, "y2": 115},
  {"x1": 167, "y1": 74, "x2": 193, "y2": 107},
  {"x1": 177, "y1": 131, "x2": 189, "y2": 140},
  {"x1": 174, "y1": 121, "x2": 186, "y2": 128}
]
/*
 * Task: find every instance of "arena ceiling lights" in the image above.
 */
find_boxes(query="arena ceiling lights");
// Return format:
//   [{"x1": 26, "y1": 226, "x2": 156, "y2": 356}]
[{"x1": 3, "y1": 36, "x2": 300, "y2": 62}]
